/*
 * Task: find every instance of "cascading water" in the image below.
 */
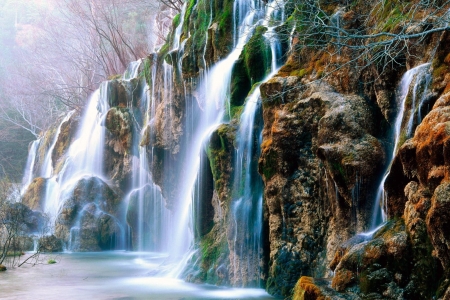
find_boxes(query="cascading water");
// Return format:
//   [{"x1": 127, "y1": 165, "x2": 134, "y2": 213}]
[
  {"x1": 19, "y1": 0, "x2": 285, "y2": 292},
  {"x1": 371, "y1": 63, "x2": 431, "y2": 229},
  {"x1": 172, "y1": 2, "x2": 188, "y2": 51},
  {"x1": 125, "y1": 59, "x2": 171, "y2": 252},
  {"x1": 159, "y1": 0, "x2": 289, "y2": 281},
  {"x1": 228, "y1": 0, "x2": 285, "y2": 286},
  {"x1": 38, "y1": 81, "x2": 112, "y2": 248},
  {"x1": 60, "y1": 84, "x2": 109, "y2": 182},
  {"x1": 230, "y1": 89, "x2": 264, "y2": 286},
  {"x1": 21, "y1": 138, "x2": 41, "y2": 194},
  {"x1": 167, "y1": 0, "x2": 270, "y2": 272}
]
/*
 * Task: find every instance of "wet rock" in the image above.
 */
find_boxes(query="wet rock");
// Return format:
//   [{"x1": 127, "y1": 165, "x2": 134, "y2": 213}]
[
  {"x1": 259, "y1": 80, "x2": 385, "y2": 297},
  {"x1": 126, "y1": 184, "x2": 166, "y2": 250},
  {"x1": 71, "y1": 203, "x2": 120, "y2": 251},
  {"x1": 107, "y1": 78, "x2": 142, "y2": 108},
  {"x1": 54, "y1": 176, "x2": 120, "y2": 246},
  {"x1": 52, "y1": 112, "x2": 79, "y2": 172},
  {"x1": 331, "y1": 220, "x2": 410, "y2": 294},
  {"x1": 3, "y1": 202, "x2": 46, "y2": 234},
  {"x1": 39, "y1": 235, "x2": 63, "y2": 252},
  {"x1": 292, "y1": 276, "x2": 323, "y2": 300},
  {"x1": 105, "y1": 107, "x2": 133, "y2": 154}
]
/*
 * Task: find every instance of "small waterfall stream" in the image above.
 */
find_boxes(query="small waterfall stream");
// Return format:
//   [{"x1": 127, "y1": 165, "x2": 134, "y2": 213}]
[
  {"x1": 371, "y1": 63, "x2": 431, "y2": 229},
  {"x1": 228, "y1": 0, "x2": 285, "y2": 286},
  {"x1": 230, "y1": 88, "x2": 264, "y2": 286},
  {"x1": 21, "y1": 138, "x2": 41, "y2": 194}
]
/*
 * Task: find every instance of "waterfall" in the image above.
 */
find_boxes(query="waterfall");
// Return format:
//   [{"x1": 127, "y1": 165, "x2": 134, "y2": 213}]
[
  {"x1": 172, "y1": 2, "x2": 188, "y2": 51},
  {"x1": 227, "y1": 0, "x2": 285, "y2": 286},
  {"x1": 21, "y1": 138, "x2": 41, "y2": 194},
  {"x1": 230, "y1": 89, "x2": 264, "y2": 286},
  {"x1": 19, "y1": 0, "x2": 286, "y2": 288},
  {"x1": 39, "y1": 81, "x2": 111, "y2": 246},
  {"x1": 126, "y1": 59, "x2": 172, "y2": 252},
  {"x1": 371, "y1": 63, "x2": 431, "y2": 229}
]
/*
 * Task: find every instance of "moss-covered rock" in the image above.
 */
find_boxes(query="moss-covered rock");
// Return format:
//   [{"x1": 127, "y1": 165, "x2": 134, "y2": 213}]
[
  {"x1": 206, "y1": 123, "x2": 236, "y2": 201},
  {"x1": 230, "y1": 26, "x2": 272, "y2": 107}
]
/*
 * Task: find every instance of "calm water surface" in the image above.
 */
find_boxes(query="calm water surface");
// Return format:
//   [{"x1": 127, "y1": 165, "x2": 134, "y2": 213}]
[{"x1": 0, "y1": 252, "x2": 275, "y2": 300}]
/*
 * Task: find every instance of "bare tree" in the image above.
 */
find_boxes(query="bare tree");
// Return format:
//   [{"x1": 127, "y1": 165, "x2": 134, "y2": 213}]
[
  {"x1": 0, "y1": 177, "x2": 52, "y2": 268},
  {"x1": 285, "y1": 0, "x2": 450, "y2": 77}
]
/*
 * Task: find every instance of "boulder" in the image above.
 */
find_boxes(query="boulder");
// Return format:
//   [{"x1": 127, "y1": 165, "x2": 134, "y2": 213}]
[{"x1": 39, "y1": 235, "x2": 64, "y2": 252}]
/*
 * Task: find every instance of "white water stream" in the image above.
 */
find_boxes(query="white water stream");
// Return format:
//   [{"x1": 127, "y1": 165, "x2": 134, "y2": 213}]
[{"x1": 371, "y1": 63, "x2": 431, "y2": 229}]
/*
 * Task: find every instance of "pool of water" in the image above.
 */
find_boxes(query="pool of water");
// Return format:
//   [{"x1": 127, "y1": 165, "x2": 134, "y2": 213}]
[{"x1": 0, "y1": 252, "x2": 275, "y2": 300}]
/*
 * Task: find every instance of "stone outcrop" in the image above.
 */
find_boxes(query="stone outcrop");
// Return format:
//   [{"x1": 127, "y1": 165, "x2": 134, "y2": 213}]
[
  {"x1": 258, "y1": 78, "x2": 385, "y2": 296},
  {"x1": 54, "y1": 176, "x2": 121, "y2": 250},
  {"x1": 22, "y1": 177, "x2": 47, "y2": 211}
]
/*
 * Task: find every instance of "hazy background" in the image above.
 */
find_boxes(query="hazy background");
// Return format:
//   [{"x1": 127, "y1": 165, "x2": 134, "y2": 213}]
[{"x1": 0, "y1": 0, "x2": 176, "y2": 179}]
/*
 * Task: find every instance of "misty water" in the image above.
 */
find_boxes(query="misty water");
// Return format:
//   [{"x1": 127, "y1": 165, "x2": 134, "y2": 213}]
[{"x1": 0, "y1": 252, "x2": 274, "y2": 300}]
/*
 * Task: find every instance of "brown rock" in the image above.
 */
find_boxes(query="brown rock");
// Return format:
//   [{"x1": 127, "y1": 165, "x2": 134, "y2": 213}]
[
  {"x1": 427, "y1": 182, "x2": 450, "y2": 270},
  {"x1": 22, "y1": 177, "x2": 47, "y2": 210}
]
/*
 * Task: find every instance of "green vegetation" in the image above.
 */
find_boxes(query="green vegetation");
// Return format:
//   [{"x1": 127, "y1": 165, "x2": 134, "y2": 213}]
[
  {"x1": 173, "y1": 13, "x2": 181, "y2": 29},
  {"x1": 262, "y1": 150, "x2": 278, "y2": 180},
  {"x1": 230, "y1": 26, "x2": 272, "y2": 107},
  {"x1": 47, "y1": 259, "x2": 57, "y2": 264},
  {"x1": 198, "y1": 231, "x2": 229, "y2": 284}
]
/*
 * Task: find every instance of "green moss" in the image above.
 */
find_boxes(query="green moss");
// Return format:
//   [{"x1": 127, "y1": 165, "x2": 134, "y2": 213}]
[
  {"x1": 262, "y1": 150, "x2": 278, "y2": 180},
  {"x1": 158, "y1": 42, "x2": 170, "y2": 58},
  {"x1": 182, "y1": 0, "x2": 197, "y2": 39},
  {"x1": 173, "y1": 13, "x2": 181, "y2": 29},
  {"x1": 198, "y1": 230, "x2": 229, "y2": 284},
  {"x1": 206, "y1": 124, "x2": 235, "y2": 196},
  {"x1": 142, "y1": 57, "x2": 152, "y2": 87},
  {"x1": 331, "y1": 162, "x2": 347, "y2": 182},
  {"x1": 230, "y1": 59, "x2": 252, "y2": 107},
  {"x1": 107, "y1": 74, "x2": 122, "y2": 80},
  {"x1": 6, "y1": 251, "x2": 24, "y2": 257},
  {"x1": 47, "y1": 259, "x2": 57, "y2": 264},
  {"x1": 397, "y1": 129, "x2": 408, "y2": 150},
  {"x1": 243, "y1": 26, "x2": 272, "y2": 83},
  {"x1": 433, "y1": 65, "x2": 449, "y2": 80},
  {"x1": 230, "y1": 27, "x2": 272, "y2": 107}
]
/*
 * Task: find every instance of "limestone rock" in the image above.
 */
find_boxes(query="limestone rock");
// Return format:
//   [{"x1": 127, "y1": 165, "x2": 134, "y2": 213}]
[
  {"x1": 259, "y1": 80, "x2": 385, "y2": 297},
  {"x1": 105, "y1": 107, "x2": 133, "y2": 153},
  {"x1": 22, "y1": 177, "x2": 47, "y2": 211}
]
